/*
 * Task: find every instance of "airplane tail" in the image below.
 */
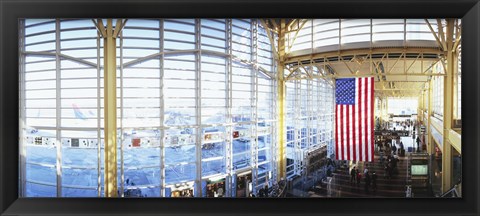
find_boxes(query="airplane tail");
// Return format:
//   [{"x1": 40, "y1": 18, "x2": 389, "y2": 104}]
[{"x1": 72, "y1": 103, "x2": 87, "y2": 120}]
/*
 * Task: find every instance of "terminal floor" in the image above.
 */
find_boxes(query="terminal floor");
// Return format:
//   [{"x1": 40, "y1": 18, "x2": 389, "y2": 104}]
[
  {"x1": 287, "y1": 154, "x2": 411, "y2": 198},
  {"x1": 286, "y1": 126, "x2": 437, "y2": 198}
]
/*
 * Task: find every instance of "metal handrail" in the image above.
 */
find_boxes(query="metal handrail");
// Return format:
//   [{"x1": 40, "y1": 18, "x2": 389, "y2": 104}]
[{"x1": 441, "y1": 184, "x2": 460, "y2": 197}]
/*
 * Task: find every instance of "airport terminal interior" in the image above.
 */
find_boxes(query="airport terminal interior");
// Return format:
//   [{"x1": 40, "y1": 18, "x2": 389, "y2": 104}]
[{"x1": 19, "y1": 19, "x2": 461, "y2": 198}]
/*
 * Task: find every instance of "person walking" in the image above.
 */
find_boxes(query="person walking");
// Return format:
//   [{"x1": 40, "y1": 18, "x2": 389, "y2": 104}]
[
  {"x1": 350, "y1": 166, "x2": 357, "y2": 184},
  {"x1": 356, "y1": 169, "x2": 362, "y2": 186},
  {"x1": 387, "y1": 162, "x2": 393, "y2": 179},
  {"x1": 384, "y1": 163, "x2": 388, "y2": 179},
  {"x1": 371, "y1": 172, "x2": 377, "y2": 192},
  {"x1": 385, "y1": 144, "x2": 391, "y2": 157},
  {"x1": 379, "y1": 149, "x2": 385, "y2": 163},
  {"x1": 364, "y1": 171, "x2": 371, "y2": 193},
  {"x1": 417, "y1": 136, "x2": 423, "y2": 152}
]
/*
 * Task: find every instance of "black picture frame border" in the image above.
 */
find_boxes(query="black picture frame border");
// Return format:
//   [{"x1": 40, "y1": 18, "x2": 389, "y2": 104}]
[{"x1": 1, "y1": 0, "x2": 479, "y2": 216}]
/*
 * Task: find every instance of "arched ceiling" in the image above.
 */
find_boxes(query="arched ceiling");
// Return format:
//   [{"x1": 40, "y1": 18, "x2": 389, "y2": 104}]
[
  {"x1": 283, "y1": 47, "x2": 443, "y2": 98},
  {"x1": 261, "y1": 19, "x2": 461, "y2": 99}
]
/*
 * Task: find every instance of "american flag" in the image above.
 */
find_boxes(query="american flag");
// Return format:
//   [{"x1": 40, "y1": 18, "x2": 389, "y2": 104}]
[{"x1": 335, "y1": 77, "x2": 374, "y2": 162}]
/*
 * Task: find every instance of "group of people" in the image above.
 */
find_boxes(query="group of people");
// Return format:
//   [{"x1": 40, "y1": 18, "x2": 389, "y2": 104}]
[
  {"x1": 383, "y1": 154, "x2": 400, "y2": 179},
  {"x1": 349, "y1": 166, "x2": 377, "y2": 193},
  {"x1": 378, "y1": 141, "x2": 401, "y2": 179},
  {"x1": 206, "y1": 183, "x2": 225, "y2": 197},
  {"x1": 393, "y1": 120, "x2": 414, "y2": 131},
  {"x1": 257, "y1": 184, "x2": 270, "y2": 197},
  {"x1": 381, "y1": 141, "x2": 405, "y2": 157}
]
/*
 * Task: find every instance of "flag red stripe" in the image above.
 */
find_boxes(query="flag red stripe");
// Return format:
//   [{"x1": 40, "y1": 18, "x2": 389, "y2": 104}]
[
  {"x1": 340, "y1": 105, "x2": 344, "y2": 160},
  {"x1": 362, "y1": 78, "x2": 368, "y2": 161},
  {"x1": 352, "y1": 101, "x2": 356, "y2": 161}
]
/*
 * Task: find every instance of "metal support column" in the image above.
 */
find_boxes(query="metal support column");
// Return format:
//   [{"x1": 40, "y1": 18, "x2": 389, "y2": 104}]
[
  {"x1": 95, "y1": 19, "x2": 125, "y2": 197},
  {"x1": 442, "y1": 19, "x2": 456, "y2": 193},
  {"x1": 194, "y1": 19, "x2": 203, "y2": 197},
  {"x1": 159, "y1": 19, "x2": 166, "y2": 197},
  {"x1": 418, "y1": 93, "x2": 423, "y2": 124},
  {"x1": 418, "y1": 92, "x2": 422, "y2": 122},
  {"x1": 378, "y1": 98, "x2": 381, "y2": 127},
  {"x1": 277, "y1": 19, "x2": 287, "y2": 180},
  {"x1": 379, "y1": 97, "x2": 384, "y2": 128},
  {"x1": 55, "y1": 19, "x2": 63, "y2": 197},
  {"x1": 119, "y1": 30, "x2": 125, "y2": 198},
  {"x1": 307, "y1": 79, "x2": 312, "y2": 150},
  {"x1": 376, "y1": 97, "x2": 379, "y2": 127},
  {"x1": 294, "y1": 80, "x2": 300, "y2": 174},
  {"x1": 387, "y1": 98, "x2": 390, "y2": 125},
  {"x1": 251, "y1": 19, "x2": 259, "y2": 192},
  {"x1": 225, "y1": 19, "x2": 233, "y2": 197},
  {"x1": 96, "y1": 31, "x2": 102, "y2": 197},
  {"x1": 316, "y1": 80, "x2": 321, "y2": 155},
  {"x1": 385, "y1": 97, "x2": 389, "y2": 128},
  {"x1": 378, "y1": 98, "x2": 382, "y2": 127},
  {"x1": 19, "y1": 19, "x2": 27, "y2": 197},
  {"x1": 271, "y1": 41, "x2": 279, "y2": 185},
  {"x1": 385, "y1": 98, "x2": 388, "y2": 127},
  {"x1": 427, "y1": 79, "x2": 434, "y2": 155}
]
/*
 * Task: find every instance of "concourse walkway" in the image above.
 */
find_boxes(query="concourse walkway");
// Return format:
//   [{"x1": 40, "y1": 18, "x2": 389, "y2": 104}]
[
  {"x1": 286, "y1": 124, "x2": 437, "y2": 198},
  {"x1": 306, "y1": 154, "x2": 409, "y2": 198}
]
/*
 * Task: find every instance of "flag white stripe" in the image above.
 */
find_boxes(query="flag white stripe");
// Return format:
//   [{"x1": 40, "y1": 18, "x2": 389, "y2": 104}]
[
  {"x1": 336, "y1": 105, "x2": 342, "y2": 160},
  {"x1": 355, "y1": 78, "x2": 359, "y2": 161},
  {"x1": 335, "y1": 106, "x2": 338, "y2": 160},
  {"x1": 349, "y1": 105, "x2": 353, "y2": 160}
]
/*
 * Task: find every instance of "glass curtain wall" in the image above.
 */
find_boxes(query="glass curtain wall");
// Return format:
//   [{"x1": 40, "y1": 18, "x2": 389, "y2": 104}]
[
  {"x1": 432, "y1": 63, "x2": 444, "y2": 118},
  {"x1": 289, "y1": 19, "x2": 438, "y2": 54},
  {"x1": 454, "y1": 46, "x2": 461, "y2": 122},
  {"x1": 20, "y1": 18, "x2": 276, "y2": 197},
  {"x1": 285, "y1": 69, "x2": 335, "y2": 179},
  {"x1": 20, "y1": 19, "x2": 102, "y2": 197},
  {"x1": 255, "y1": 24, "x2": 276, "y2": 191}
]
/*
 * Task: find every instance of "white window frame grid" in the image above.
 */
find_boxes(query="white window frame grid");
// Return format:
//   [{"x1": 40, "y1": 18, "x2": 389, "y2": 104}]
[
  {"x1": 432, "y1": 63, "x2": 444, "y2": 118},
  {"x1": 285, "y1": 76, "x2": 335, "y2": 181},
  {"x1": 454, "y1": 46, "x2": 461, "y2": 120},
  {"x1": 20, "y1": 19, "x2": 103, "y2": 197},
  {"x1": 291, "y1": 19, "x2": 439, "y2": 53},
  {"x1": 20, "y1": 18, "x2": 276, "y2": 198}
]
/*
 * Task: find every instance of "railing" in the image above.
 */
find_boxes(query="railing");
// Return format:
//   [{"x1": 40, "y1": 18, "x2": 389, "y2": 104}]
[
  {"x1": 406, "y1": 152, "x2": 411, "y2": 197},
  {"x1": 441, "y1": 184, "x2": 461, "y2": 198},
  {"x1": 267, "y1": 179, "x2": 287, "y2": 197}
]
